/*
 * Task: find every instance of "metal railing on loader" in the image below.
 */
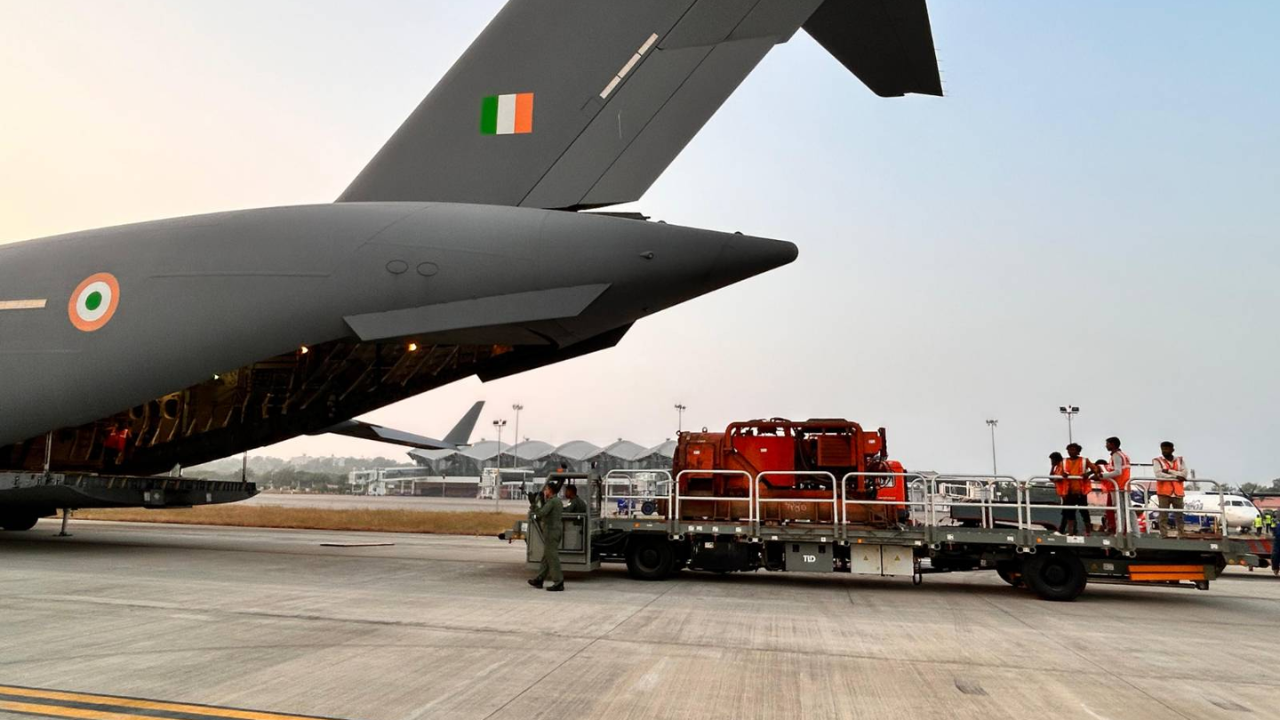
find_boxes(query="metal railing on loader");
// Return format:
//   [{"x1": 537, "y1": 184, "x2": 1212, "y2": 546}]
[{"x1": 638, "y1": 469, "x2": 1237, "y2": 554}]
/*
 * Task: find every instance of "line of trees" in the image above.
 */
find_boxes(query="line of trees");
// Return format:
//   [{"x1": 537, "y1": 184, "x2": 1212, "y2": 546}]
[
  {"x1": 1238, "y1": 479, "x2": 1280, "y2": 495},
  {"x1": 188, "y1": 454, "x2": 407, "y2": 493}
]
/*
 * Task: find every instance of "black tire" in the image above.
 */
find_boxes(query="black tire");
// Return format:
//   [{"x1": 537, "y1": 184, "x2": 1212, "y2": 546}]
[
  {"x1": 1022, "y1": 552, "x2": 1087, "y2": 602},
  {"x1": 626, "y1": 537, "x2": 675, "y2": 580},
  {"x1": 995, "y1": 561, "x2": 1024, "y2": 588},
  {"x1": 1, "y1": 514, "x2": 40, "y2": 532}
]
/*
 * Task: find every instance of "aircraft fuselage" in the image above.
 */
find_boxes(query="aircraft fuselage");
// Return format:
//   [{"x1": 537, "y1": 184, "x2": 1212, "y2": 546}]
[{"x1": 0, "y1": 203, "x2": 794, "y2": 474}]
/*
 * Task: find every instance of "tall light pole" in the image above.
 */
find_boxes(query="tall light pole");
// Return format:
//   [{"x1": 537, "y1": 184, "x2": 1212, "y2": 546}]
[
  {"x1": 511, "y1": 403, "x2": 523, "y2": 463},
  {"x1": 1058, "y1": 405, "x2": 1079, "y2": 444},
  {"x1": 492, "y1": 418, "x2": 507, "y2": 509},
  {"x1": 985, "y1": 419, "x2": 999, "y2": 477},
  {"x1": 674, "y1": 403, "x2": 686, "y2": 433}
]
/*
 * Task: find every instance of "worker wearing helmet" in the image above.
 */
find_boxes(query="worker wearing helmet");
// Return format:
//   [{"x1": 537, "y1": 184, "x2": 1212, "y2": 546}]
[
  {"x1": 1152, "y1": 442, "x2": 1188, "y2": 536},
  {"x1": 528, "y1": 478, "x2": 565, "y2": 592},
  {"x1": 1054, "y1": 444, "x2": 1097, "y2": 535}
]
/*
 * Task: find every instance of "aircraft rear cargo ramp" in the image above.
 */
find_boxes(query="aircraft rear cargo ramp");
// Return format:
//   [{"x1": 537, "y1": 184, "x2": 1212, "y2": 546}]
[{"x1": 0, "y1": 472, "x2": 257, "y2": 530}]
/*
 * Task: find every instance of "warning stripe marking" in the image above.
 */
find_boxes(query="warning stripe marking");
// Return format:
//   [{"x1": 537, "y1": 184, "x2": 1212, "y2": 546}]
[
  {"x1": 600, "y1": 32, "x2": 660, "y2": 99},
  {"x1": 0, "y1": 698, "x2": 156, "y2": 720},
  {"x1": 0, "y1": 299, "x2": 47, "y2": 311},
  {"x1": 1130, "y1": 573, "x2": 1205, "y2": 582},
  {"x1": 0, "y1": 686, "x2": 344, "y2": 720}
]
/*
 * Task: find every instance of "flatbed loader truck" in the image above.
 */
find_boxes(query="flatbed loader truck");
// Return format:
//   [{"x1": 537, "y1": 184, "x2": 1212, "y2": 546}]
[{"x1": 503, "y1": 419, "x2": 1256, "y2": 601}]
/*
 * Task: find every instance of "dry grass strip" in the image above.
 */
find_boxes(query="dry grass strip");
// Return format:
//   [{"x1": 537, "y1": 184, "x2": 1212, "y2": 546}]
[{"x1": 77, "y1": 505, "x2": 523, "y2": 536}]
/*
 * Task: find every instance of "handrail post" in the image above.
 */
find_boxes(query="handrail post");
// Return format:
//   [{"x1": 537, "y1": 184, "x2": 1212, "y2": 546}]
[{"x1": 831, "y1": 472, "x2": 840, "y2": 542}]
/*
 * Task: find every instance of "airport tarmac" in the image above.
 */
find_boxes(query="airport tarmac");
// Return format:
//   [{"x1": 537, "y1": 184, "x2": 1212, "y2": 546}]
[
  {"x1": 244, "y1": 493, "x2": 528, "y2": 514},
  {"x1": 1, "y1": 521, "x2": 1277, "y2": 720}
]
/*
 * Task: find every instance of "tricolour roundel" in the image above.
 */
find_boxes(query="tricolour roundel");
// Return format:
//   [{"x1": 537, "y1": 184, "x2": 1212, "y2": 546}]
[{"x1": 68, "y1": 272, "x2": 120, "y2": 332}]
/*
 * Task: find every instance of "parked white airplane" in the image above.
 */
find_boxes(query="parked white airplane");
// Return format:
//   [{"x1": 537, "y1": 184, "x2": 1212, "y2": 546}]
[{"x1": 1129, "y1": 482, "x2": 1261, "y2": 533}]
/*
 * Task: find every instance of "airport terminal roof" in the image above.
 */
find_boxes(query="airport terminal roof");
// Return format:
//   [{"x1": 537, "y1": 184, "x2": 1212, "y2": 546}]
[
  {"x1": 598, "y1": 440, "x2": 650, "y2": 462},
  {"x1": 407, "y1": 438, "x2": 676, "y2": 465},
  {"x1": 647, "y1": 440, "x2": 677, "y2": 458},
  {"x1": 511, "y1": 440, "x2": 555, "y2": 461},
  {"x1": 552, "y1": 441, "x2": 602, "y2": 461}
]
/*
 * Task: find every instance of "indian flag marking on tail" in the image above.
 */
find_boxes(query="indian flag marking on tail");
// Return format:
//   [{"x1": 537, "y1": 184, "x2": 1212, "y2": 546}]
[
  {"x1": 68, "y1": 272, "x2": 120, "y2": 332},
  {"x1": 480, "y1": 93, "x2": 534, "y2": 135}
]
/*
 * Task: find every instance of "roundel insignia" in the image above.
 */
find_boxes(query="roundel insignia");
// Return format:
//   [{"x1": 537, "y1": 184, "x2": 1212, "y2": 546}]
[{"x1": 68, "y1": 272, "x2": 120, "y2": 332}]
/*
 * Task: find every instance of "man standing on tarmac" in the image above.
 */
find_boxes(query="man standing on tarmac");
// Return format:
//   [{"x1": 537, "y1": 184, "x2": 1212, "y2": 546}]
[
  {"x1": 1095, "y1": 437, "x2": 1131, "y2": 534},
  {"x1": 1054, "y1": 444, "x2": 1097, "y2": 535},
  {"x1": 1272, "y1": 513, "x2": 1279, "y2": 578},
  {"x1": 528, "y1": 479, "x2": 565, "y2": 592},
  {"x1": 1152, "y1": 441, "x2": 1188, "y2": 536}
]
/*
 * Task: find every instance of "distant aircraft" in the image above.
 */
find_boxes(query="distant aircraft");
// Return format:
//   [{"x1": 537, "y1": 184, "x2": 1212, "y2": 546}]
[
  {"x1": 0, "y1": 1, "x2": 942, "y2": 522},
  {"x1": 1129, "y1": 482, "x2": 1262, "y2": 533},
  {"x1": 314, "y1": 401, "x2": 486, "y2": 452}
]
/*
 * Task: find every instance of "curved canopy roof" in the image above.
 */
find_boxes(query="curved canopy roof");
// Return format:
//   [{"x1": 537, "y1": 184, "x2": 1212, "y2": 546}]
[
  {"x1": 646, "y1": 440, "x2": 677, "y2": 459},
  {"x1": 511, "y1": 440, "x2": 555, "y2": 461},
  {"x1": 552, "y1": 441, "x2": 601, "y2": 461},
  {"x1": 408, "y1": 438, "x2": 674, "y2": 466},
  {"x1": 599, "y1": 440, "x2": 650, "y2": 461}
]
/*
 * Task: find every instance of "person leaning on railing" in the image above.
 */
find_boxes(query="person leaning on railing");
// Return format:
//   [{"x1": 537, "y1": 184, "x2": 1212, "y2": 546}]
[
  {"x1": 1152, "y1": 441, "x2": 1188, "y2": 536},
  {"x1": 1094, "y1": 437, "x2": 1131, "y2": 534}
]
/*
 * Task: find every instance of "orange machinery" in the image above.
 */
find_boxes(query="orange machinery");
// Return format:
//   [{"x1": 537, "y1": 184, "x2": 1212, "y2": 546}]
[{"x1": 672, "y1": 418, "x2": 907, "y2": 527}]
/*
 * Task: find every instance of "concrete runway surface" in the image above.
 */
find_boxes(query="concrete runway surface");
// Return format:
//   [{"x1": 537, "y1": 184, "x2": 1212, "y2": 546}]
[{"x1": 1, "y1": 520, "x2": 1277, "y2": 720}]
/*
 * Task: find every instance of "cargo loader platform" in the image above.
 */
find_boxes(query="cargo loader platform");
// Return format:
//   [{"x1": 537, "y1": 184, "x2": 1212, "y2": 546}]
[{"x1": 505, "y1": 469, "x2": 1257, "y2": 602}]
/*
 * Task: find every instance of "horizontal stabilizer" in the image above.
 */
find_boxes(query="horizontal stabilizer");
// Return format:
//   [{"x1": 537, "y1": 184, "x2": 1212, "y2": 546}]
[
  {"x1": 317, "y1": 400, "x2": 486, "y2": 450},
  {"x1": 318, "y1": 420, "x2": 457, "y2": 451},
  {"x1": 342, "y1": 284, "x2": 610, "y2": 342},
  {"x1": 802, "y1": 0, "x2": 943, "y2": 98},
  {"x1": 339, "y1": 0, "x2": 939, "y2": 210}
]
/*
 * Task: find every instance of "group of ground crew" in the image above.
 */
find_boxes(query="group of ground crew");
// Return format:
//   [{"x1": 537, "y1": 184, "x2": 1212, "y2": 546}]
[
  {"x1": 1252, "y1": 511, "x2": 1277, "y2": 535},
  {"x1": 1047, "y1": 437, "x2": 1190, "y2": 536}
]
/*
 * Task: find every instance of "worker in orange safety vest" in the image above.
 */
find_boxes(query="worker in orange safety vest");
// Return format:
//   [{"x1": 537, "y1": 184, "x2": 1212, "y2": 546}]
[
  {"x1": 104, "y1": 423, "x2": 130, "y2": 466},
  {"x1": 1152, "y1": 441, "x2": 1188, "y2": 536},
  {"x1": 1053, "y1": 443, "x2": 1097, "y2": 535},
  {"x1": 1094, "y1": 437, "x2": 1131, "y2": 534}
]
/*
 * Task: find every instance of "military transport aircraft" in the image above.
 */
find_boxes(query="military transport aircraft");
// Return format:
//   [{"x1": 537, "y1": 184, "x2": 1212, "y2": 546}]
[{"x1": 0, "y1": 0, "x2": 942, "y2": 524}]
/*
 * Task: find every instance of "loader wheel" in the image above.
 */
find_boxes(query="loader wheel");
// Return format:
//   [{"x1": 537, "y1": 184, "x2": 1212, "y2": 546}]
[
  {"x1": 626, "y1": 537, "x2": 675, "y2": 580},
  {"x1": 1022, "y1": 552, "x2": 1086, "y2": 602},
  {"x1": 0, "y1": 513, "x2": 40, "y2": 532},
  {"x1": 995, "y1": 561, "x2": 1024, "y2": 588}
]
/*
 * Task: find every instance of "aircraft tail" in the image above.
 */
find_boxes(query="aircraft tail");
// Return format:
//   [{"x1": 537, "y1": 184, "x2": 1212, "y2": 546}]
[
  {"x1": 443, "y1": 401, "x2": 485, "y2": 447},
  {"x1": 338, "y1": 0, "x2": 942, "y2": 211}
]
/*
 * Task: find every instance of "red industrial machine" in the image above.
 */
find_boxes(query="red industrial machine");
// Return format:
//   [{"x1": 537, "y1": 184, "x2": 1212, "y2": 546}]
[{"x1": 673, "y1": 418, "x2": 906, "y2": 527}]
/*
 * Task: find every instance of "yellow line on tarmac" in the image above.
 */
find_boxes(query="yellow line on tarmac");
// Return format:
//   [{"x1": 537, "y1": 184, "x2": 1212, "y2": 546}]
[
  {"x1": 0, "y1": 699, "x2": 156, "y2": 720},
  {"x1": 0, "y1": 686, "x2": 339, "y2": 720}
]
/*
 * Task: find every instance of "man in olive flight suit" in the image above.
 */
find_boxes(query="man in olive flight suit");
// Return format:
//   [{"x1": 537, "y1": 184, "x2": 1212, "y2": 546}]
[
  {"x1": 564, "y1": 484, "x2": 588, "y2": 515},
  {"x1": 528, "y1": 480, "x2": 565, "y2": 592}
]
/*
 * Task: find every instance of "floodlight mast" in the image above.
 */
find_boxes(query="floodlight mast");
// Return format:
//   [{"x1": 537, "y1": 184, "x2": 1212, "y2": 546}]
[{"x1": 1059, "y1": 406, "x2": 1080, "y2": 444}]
